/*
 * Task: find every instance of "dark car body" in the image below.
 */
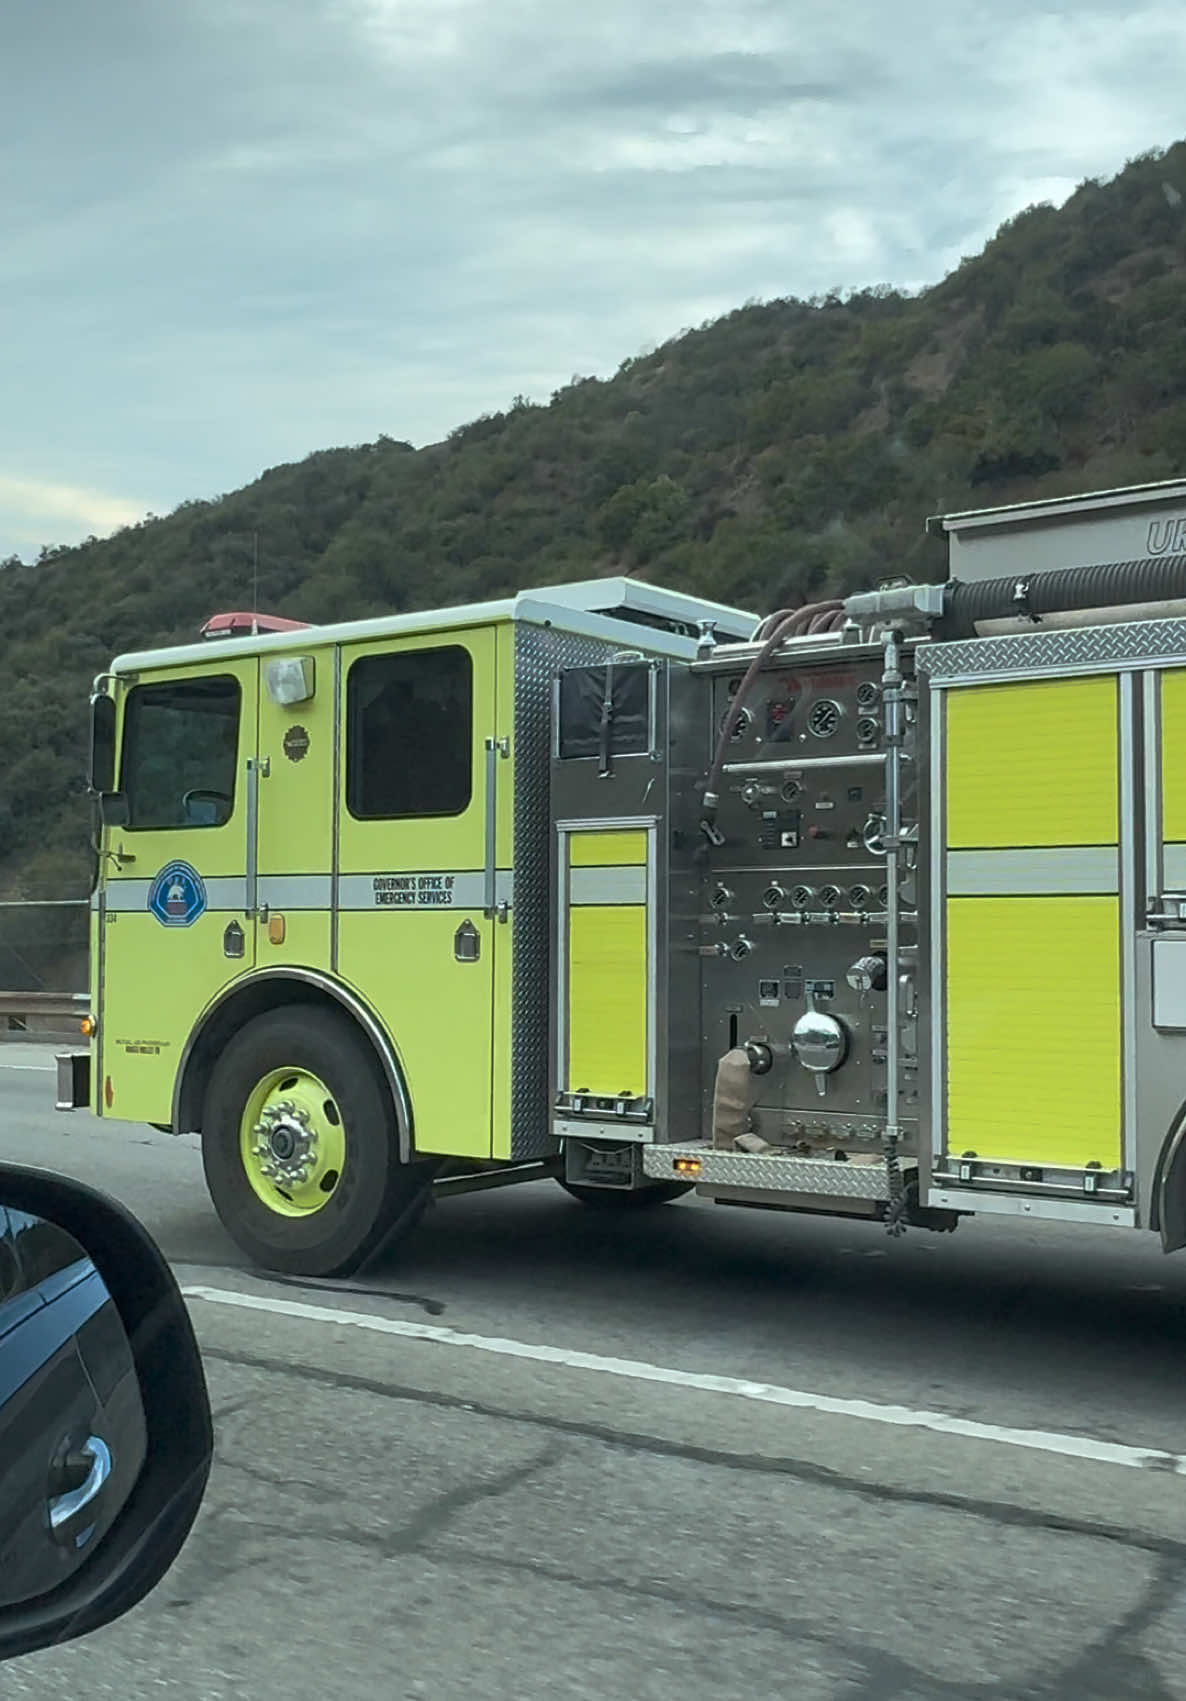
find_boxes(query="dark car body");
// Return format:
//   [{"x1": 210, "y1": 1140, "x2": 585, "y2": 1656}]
[{"x1": 0, "y1": 1209, "x2": 147, "y2": 1607}]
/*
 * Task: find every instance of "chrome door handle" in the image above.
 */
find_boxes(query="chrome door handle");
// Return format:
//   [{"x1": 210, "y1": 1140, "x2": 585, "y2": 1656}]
[
  {"x1": 48, "y1": 1435, "x2": 113, "y2": 1545},
  {"x1": 245, "y1": 756, "x2": 270, "y2": 919},
  {"x1": 1147, "y1": 893, "x2": 1186, "y2": 929},
  {"x1": 483, "y1": 737, "x2": 509, "y2": 919}
]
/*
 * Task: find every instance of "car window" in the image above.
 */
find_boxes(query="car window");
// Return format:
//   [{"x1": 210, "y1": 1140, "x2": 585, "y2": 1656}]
[{"x1": 3, "y1": 1210, "x2": 90, "y2": 1293}]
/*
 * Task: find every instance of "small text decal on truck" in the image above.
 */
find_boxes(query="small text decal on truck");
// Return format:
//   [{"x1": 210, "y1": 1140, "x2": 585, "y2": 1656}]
[{"x1": 372, "y1": 874, "x2": 457, "y2": 908}]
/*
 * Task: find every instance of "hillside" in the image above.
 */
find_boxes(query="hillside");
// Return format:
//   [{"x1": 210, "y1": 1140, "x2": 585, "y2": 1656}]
[{"x1": 6, "y1": 141, "x2": 1186, "y2": 899}]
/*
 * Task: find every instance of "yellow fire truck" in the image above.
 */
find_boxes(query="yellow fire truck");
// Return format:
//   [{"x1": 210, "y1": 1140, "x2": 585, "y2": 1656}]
[{"x1": 60, "y1": 479, "x2": 1186, "y2": 1278}]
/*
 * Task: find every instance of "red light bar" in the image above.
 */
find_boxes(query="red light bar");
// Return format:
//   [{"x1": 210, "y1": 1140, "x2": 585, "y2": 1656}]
[{"x1": 200, "y1": 611, "x2": 311, "y2": 640}]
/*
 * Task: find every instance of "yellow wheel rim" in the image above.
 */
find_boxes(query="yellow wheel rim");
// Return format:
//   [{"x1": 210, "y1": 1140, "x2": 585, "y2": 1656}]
[{"x1": 239, "y1": 1066, "x2": 347, "y2": 1218}]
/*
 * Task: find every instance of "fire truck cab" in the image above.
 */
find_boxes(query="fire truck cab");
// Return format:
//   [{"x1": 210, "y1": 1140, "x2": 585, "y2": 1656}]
[{"x1": 74, "y1": 579, "x2": 754, "y2": 1272}]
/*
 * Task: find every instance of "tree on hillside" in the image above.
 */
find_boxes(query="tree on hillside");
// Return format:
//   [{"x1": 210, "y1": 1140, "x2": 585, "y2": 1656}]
[{"x1": 4, "y1": 139, "x2": 1186, "y2": 897}]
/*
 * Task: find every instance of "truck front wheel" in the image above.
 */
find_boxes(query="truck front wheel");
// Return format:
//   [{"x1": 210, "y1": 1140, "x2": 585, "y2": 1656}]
[{"x1": 201, "y1": 1006, "x2": 431, "y2": 1276}]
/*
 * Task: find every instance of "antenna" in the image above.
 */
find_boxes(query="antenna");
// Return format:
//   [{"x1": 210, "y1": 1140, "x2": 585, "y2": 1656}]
[{"x1": 251, "y1": 532, "x2": 259, "y2": 637}]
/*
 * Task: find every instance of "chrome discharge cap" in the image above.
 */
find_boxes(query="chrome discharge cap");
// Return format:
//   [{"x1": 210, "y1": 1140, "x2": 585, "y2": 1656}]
[
  {"x1": 744, "y1": 1040, "x2": 774, "y2": 1075},
  {"x1": 846, "y1": 954, "x2": 887, "y2": 993},
  {"x1": 790, "y1": 1011, "x2": 848, "y2": 1074}
]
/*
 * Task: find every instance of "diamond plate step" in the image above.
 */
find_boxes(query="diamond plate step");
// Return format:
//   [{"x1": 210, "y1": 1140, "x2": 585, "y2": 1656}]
[{"x1": 642, "y1": 1141, "x2": 909, "y2": 1200}]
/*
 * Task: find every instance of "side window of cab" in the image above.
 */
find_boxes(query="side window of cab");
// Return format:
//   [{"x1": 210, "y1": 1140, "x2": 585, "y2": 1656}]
[
  {"x1": 346, "y1": 647, "x2": 473, "y2": 821},
  {"x1": 120, "y1": 676, "x2": 242, "y2": 829}
]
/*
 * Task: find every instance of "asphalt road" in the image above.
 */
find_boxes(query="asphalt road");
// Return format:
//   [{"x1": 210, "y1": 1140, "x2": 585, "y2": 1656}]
[{"x1": 4, "y1": 1042, "x2": 1186, "y2": 1699}]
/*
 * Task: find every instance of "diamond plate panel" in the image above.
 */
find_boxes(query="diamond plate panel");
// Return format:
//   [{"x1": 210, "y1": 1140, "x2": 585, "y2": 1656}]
[
  {"x1": 919, "y1": 617, "x2": 1186, "y2": 683},
  {"x1": 510, "y1": 622, "x2": 621, "y2": 1159},
  {"x1": 641, "y1": 1142, "x2": 902, "y2": 1199}
]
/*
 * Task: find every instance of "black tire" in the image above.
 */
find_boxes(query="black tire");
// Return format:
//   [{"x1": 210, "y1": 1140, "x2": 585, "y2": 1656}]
[
  {"x1": 557, "y1": 1179, "x2": 693, "y2": 1210},
  {"x1": 201, "y1": 1005, "x2": 430, "y2": 1277}
]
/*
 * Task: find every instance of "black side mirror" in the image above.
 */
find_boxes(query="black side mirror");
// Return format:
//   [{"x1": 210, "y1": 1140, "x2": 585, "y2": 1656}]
[
  {"x1": 88, "y1": 694, "x2": 116, "y2": 795},
  {"x1": 97, "y1": 792, "x2": 129, "y2": 829},
  {"x1": 0, "y1": 1164, "x2": 211, "y2": 1663}
]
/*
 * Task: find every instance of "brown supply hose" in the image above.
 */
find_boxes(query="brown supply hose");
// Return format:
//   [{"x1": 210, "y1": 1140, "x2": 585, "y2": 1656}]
[
  {"x1": 807, "y1": 603, "x2": 845, "y2": 634},
  {"x1": 750, "y1": 608, "x2": 796, "y2": 642},
  {"x1": 700, "y1": 598, "x2": 845, "y2": 831}
]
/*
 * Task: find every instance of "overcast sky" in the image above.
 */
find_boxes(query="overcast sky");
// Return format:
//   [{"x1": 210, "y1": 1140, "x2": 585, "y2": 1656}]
[{"x1": 2, "y1": 0, "x2": 1184, "y2": 560}]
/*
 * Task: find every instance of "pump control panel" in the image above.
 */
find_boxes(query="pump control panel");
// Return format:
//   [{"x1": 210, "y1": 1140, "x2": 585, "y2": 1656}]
[{"x1": 695, "y1": 645, "x2": 920, "y2": 1159}]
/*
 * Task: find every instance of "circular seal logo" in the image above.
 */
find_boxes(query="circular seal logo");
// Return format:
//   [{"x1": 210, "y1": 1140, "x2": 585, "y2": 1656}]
[
  {"x1": 148, "y1": 861, "x2": 207, "y2": 928},
  {"x1": 283, "y1": 725, "x2": 310, "y2": 763}
]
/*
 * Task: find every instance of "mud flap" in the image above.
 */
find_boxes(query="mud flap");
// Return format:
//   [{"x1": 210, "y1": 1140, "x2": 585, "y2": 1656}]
[{"x1": 357, "y1": 1159, "x2": 443, "y2": 1271}]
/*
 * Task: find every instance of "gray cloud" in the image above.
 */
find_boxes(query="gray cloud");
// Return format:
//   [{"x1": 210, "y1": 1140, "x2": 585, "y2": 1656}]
[
  {"x1": 546, "y1": 51, "x2": 866, "y2": 113},
  {"x1": 1, "y1": 0, "x2": 1184, "y2": 555}
]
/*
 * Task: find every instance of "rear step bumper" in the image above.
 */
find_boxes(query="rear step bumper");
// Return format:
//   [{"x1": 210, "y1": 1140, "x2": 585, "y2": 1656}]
[{"x1": 642, "y1": 1141, "x2": 905, "y2": 1200}]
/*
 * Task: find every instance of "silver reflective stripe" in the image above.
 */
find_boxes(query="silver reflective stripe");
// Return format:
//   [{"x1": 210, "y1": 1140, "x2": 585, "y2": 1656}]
[
  {"x1": 337, "y1": 871, "x2": 512, "y2": 911},
  {"x1": 258, "y1": 874, "x2": 333, "y2": 910},
  {"x1": 104, "y1": 876, "x2": 248, "y2": 912},
  {"x1": 945, "y1": 847, "x2": 1119, "y2": 897},
  {"x1": 106, "y1": 871, "x2": 513, "y2": 912},
  {"x1": 104, "y1": 881, "x2": 150, "y2": 912},
  {"x1": 195, "y1": 876, "x2": 247, "y2": 910},
  {"x1": 1165, "y1": 844, "x2": 1186, "y2": 888},
  {"x1": 569, "y1": 866, "x2": 647, "y2": 905}
]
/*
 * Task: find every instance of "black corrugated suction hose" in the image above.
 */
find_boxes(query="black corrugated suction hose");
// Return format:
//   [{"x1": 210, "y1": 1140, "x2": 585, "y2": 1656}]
[{"x1": 937, "y1": 554, "x2": 1186, "y2": 640}]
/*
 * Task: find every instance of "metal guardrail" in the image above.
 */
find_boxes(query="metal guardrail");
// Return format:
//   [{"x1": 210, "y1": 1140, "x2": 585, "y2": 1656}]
[
  {"x1": 0, "y1": 992, "x2": 88, "y2": 1017},
  {"x1": 0, "y1": 991, "x2": 88, "y2": 1040},
  {"x1": 0, "y1": 901, "x2": 90, "y2": 1036}
]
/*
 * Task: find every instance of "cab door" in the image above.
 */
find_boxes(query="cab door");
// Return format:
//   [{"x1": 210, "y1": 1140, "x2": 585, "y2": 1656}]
[
  {"x1": 253, "y1": 645, "x2": 334, "y2": 971},
  {"x1": 336, "y1": 628, "x2": 499, "y2": 1159},
  {"x1": 100, "y1": 660, "x2": 257, "y2": 1126}
]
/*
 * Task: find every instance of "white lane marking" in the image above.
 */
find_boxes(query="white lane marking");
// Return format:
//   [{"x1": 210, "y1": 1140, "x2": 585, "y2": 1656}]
[
  {"x1": 183, "y1": 1285, "x2": 1185, "y2": 1475},
  {"x1": 0, "y1": 1064, "x2": 56, "y2": 1072}
]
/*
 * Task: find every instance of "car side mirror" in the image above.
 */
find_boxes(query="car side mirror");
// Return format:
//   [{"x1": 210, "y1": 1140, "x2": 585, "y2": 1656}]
[{"x1": 0, "y1": 1164, "x2": 212, "y2": 1663}]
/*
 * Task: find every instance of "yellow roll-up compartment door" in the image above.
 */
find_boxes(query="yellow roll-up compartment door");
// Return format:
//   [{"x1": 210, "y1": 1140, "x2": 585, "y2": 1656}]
[
  {"x1": 561, "y1": 828, "x2": 650, "y2": 1098},
  {"x1": 942, "y1": 676, "x2": 1123, "y2": 1170}
]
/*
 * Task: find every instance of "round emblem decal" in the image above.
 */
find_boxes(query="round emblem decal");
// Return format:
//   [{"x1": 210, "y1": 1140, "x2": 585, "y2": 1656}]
[
  {"x1": 148, "y1": 861, "x2": 207, "y2": 928},
  {"x1": 283, "y1": 725, "x2": 310, "y2": 763}
]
